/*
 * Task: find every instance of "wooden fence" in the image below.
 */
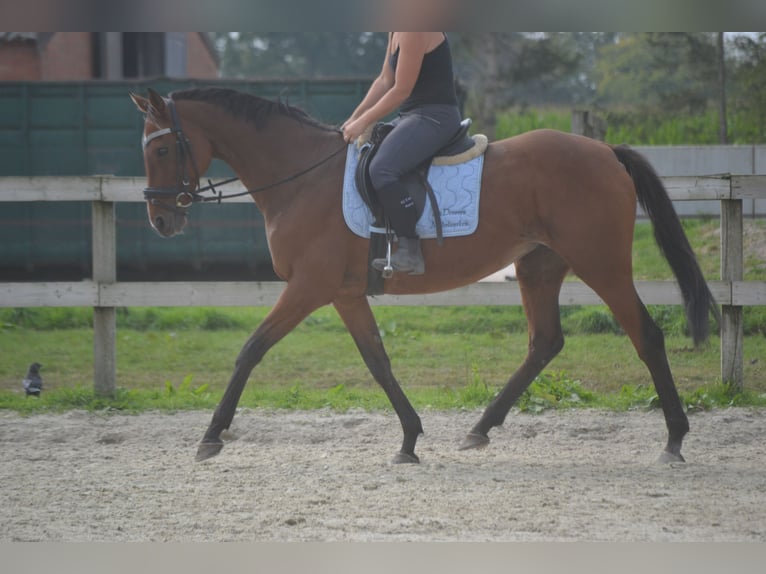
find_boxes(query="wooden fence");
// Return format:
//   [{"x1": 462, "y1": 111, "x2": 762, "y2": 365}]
[{"x1": 2, "y1": 175, "x2": 765, "y2": 395}]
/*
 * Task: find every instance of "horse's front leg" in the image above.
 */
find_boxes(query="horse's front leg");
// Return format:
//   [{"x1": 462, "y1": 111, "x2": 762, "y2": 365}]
[
  {"x1": 333, "y1": 296, "x2": 424, "y2": 463},
  {"x1": 196, "y1": 285, "x2": 327, "y2": 462}
]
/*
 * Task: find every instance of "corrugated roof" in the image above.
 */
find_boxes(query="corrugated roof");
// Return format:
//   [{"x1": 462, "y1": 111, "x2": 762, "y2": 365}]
[{"x1": 0, "y1": 32, "x2": 38, "y2": 42}]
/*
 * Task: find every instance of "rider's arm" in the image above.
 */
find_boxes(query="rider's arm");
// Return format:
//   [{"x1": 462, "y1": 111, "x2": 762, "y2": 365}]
[
  {"x1": 351, "y1": 33, "x2": 428, "y2": 127},
  {"x1": 342, "y1": 35, "x2": 396, "y2": 129}
]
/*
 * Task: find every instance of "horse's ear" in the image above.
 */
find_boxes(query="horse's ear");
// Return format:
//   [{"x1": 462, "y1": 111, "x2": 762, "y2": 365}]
[
  {"x1": 129, "y1": 92, "x2": 150, "y2": 114},
  {"x1": 146, "y1": 88, "x2": 167, "y2": 117}
]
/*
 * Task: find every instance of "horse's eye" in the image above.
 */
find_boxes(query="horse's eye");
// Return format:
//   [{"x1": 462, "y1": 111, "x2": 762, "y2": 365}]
[{"x1": 158, "y1": 147, "x2": 169, "y2": 157}]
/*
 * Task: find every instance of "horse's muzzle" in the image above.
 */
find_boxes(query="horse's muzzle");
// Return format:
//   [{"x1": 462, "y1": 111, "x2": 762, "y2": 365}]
[
  {"x1": 153, "y1": 214, "x2": 171, "y2": 236},
  {"x1": 145, "y1": 193, "x2": 188, "y2": 237},
  {"x1": 150, "y1": 210, "x2": 186, "y2": 237}
]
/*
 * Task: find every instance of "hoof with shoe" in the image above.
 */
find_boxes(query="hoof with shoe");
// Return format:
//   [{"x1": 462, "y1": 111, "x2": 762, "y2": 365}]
[
  {"x1": 657, "y1": 450, "x2": 685, "y2": 464},
  {"x1": 392, "y1": 451, "x2": 420, "y2": 464},
  {"x1": 459, "y1": 432, "x2": 490, "y2": 451},
  {"x1": 195, "y1": 438, "x2": 224, "y2": 462}
]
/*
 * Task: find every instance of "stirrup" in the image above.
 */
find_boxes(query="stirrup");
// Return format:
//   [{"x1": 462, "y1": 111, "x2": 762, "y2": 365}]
[
  {"x1": 372, "y1": 236, "x2": 424, "y2": 276},
  {"x1": 372, "y1": 235, "x2": 395, "y2": 278},
  {"x1": 382, "y1": 235, "x2": 394, "y2": 278}
]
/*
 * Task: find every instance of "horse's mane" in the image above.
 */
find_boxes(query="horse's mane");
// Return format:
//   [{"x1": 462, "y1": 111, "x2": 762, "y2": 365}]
[{"x1": 169, "y1": 87, "x2": 337, "y2": 132}]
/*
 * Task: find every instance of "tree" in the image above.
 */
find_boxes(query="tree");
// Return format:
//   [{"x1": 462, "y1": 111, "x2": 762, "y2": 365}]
[
  {"x1": 645, "y1": 33, "x2": 719, "y2": 114},
  {"x1": 717, "y1": 32, "x2": 728, "y2": 144},
  {"x1": 533, "y1": 32, "x2": 619, "y2": 105},
  {"x1": 594, "y1": 33, "x2": 720, "y2": 114},
  {"x1": 212, "y1": 33, "x2": 388, "y2": 78},
  {"x1": 451, "y1": 33, "x2": 580, "y2": 139},
  {"x1": 731, "y1": 33, "x2": 766, "y2": 142}
]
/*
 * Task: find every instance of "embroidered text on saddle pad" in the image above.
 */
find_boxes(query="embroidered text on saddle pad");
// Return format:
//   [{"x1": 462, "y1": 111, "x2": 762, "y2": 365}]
[{"x1": 342, "y1": 144, "x2": 485, "y2": 239}]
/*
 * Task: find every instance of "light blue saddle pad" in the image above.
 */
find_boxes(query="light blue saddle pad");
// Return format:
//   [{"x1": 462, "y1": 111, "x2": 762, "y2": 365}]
[{"x1": 341, "y1": 144, "x2": 485, "y2": 239}]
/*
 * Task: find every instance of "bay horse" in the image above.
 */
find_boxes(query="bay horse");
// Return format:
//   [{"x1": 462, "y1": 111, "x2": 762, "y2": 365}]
[{"x1": 130, "y1": 87, "x2": 718, "y2": 465}]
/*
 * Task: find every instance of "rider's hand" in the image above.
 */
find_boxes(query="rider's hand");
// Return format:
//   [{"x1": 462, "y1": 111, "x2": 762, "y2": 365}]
[{"x1": 342, "y1": 118, "x2": 367, "y2": 144}]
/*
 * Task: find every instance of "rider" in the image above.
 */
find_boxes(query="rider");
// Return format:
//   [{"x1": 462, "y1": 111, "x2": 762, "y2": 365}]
[{"x1": 342, "y1": 32, "x2": 462, "y2": 275}]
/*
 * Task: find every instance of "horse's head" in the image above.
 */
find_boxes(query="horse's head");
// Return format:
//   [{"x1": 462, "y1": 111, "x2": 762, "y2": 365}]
[{"x1": 129, "y1": 88, "x2": 213, "y2": 237}]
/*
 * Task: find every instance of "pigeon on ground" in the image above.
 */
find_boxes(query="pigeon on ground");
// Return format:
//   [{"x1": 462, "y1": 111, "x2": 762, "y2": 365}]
[{"x1": 22, "y1": 362, "x2": 43, "y2": 397}]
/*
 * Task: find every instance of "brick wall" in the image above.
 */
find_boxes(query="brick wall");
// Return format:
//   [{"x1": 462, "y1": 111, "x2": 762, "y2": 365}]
[
  {"x1": 40, "y1": 33, "x2": 93, "y2": 80},
  {"x1": 0, "y1": 41, "x2": 41, "y2": 80},
  {"x1": 0, "y1": 33, "x2": 217, "y2": 80},
  {"x1": 187, "y1": 33, "x2": 219, "y2": 78}
]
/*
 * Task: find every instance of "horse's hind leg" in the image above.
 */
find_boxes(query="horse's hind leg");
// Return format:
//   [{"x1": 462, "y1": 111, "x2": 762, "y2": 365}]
[
  {"x1": 333, "y1": 296, "x2": 424, "y2": 463},
  {"x1": 461, "y1": 245, "x2": 569, "y2": 450},
  {"x1": 573, "y1": 271, "x2": 688, "y2": 462}
]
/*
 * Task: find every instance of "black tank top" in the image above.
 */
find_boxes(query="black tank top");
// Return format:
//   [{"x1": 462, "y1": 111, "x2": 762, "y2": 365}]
[{"x1": 389, "y1": 34, "x2": 459, "y2": 113}]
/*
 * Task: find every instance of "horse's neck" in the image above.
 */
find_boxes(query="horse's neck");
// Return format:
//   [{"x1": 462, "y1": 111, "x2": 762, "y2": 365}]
[{"x1": 208, "y1": 113, "x2": 339, "y2": 219}]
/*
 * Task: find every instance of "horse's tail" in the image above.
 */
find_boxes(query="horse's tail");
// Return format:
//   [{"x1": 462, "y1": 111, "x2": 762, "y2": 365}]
[{"x1": 611, "y1": 144, "x2": 720, "y2": 345}]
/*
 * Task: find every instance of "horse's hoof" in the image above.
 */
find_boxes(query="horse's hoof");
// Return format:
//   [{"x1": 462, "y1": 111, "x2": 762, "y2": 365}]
[
  {"x1": 392, "y1": 451, "x2": 420, "y2": 464},
  {"x1": 459, "y1": 432, "x2": 490, "y2": 451},
  {"x1": 657, "y1": 450, "x2": 685, "y2": 464},
  {"x1": 195, "y1": 438, "x2": 224, "y2": 462}
]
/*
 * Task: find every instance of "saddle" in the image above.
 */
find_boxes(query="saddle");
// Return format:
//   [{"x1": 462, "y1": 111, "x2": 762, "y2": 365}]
[{"x1": 354, "y1": 118, "x2": 478, "y2": 295}]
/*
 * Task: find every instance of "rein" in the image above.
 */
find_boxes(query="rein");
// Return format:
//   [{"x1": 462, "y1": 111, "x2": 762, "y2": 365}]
[
  {"x1": 197, "y1": 141, "x2": 347, "y2": 203},
  {"x1": 142, "y1": 99, "x2": 347, "y2": 213}
]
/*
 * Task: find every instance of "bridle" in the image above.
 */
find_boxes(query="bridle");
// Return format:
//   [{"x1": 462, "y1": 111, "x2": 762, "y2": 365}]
[
  {"x1": 141, "y1": 98, "x2": 347, "y2": 215},
  {"x1": 142, "y1": 99, "x2": 208, "y2": 214}
]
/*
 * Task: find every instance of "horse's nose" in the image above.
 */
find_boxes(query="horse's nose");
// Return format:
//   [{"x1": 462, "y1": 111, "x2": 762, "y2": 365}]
[{"x1": 154, "y1": 215, "x2": 167, "y2": 233}]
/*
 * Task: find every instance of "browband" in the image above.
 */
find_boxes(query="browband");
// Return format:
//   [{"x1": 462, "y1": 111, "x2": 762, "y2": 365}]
[{"x1": 142, "y1": 127, "x2": 173, "y2": 149}]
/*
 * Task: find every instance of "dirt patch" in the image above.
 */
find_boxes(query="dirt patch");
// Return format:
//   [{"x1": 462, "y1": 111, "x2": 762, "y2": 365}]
[
  {"x1": 744, "y1": 219, "x2": 766, "y2": 275},
  {"x1": 1, "y1": 408, "x2": 765, "y2": 541},
  {"x1": 705, "y1": 219, "x2": 766, "y2": 271}
]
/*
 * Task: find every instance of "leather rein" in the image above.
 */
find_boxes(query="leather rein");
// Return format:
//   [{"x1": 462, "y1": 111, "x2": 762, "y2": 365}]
[{"x1": 142, "y1": 99, "x2": 347, "y2": 214}]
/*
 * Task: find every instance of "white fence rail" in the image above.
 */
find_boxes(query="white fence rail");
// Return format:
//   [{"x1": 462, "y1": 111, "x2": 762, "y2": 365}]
[{"x1": 2, "y1": 176, "x2": 766, "y2": 395}]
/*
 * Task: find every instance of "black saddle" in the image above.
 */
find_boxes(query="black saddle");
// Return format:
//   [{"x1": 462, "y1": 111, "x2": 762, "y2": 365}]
[
  {"x1": 434, "y1": 117, "x2": 476, "y2": 157},
  {"x1": 355, "y1": 119, "x2": 475, "y2": 295}
]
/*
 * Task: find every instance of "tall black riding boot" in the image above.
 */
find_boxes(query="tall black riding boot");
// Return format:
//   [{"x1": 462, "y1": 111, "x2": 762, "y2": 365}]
[{"x1": 371, "y1": 182, "x2": 425, "y2": 275}]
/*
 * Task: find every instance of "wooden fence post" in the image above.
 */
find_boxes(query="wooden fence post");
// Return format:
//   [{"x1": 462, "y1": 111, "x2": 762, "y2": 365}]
[
  {"x1": 92, "y1": 197, "x2": 117, "y2": 397},
  {"x1": 720, "y1": 196, "x2": 744, "y2": 390},
  {"x1": 571, "y1": 110, "x2": 607, "y2": 141}
]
